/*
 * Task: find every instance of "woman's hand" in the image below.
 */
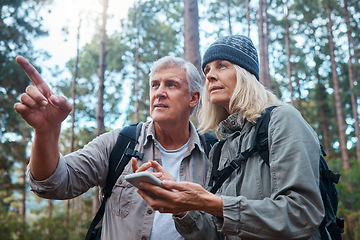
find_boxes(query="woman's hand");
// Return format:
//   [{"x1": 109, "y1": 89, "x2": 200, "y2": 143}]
[{"x1": 137, "y1": 180, "x2": 223, "y2": 217}]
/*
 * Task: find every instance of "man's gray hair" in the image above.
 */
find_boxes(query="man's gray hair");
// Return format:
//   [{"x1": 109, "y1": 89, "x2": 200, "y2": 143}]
[{"x1": 149, "y1": 56, "x2": 202, "y2": 95}]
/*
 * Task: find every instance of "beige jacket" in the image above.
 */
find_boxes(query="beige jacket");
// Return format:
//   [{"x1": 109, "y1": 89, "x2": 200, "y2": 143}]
[{"x1": 29, "y1": 121, "x2": 210, "y2": 240}]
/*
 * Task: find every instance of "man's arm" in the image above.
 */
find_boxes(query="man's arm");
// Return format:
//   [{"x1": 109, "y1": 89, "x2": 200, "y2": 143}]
[{"x1": 14, "y1": 56, "x2": 72, "y2": 180}]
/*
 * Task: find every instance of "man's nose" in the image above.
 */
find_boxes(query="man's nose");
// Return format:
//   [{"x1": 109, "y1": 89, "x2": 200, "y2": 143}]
[{"x1": 154, "y1": 84, "x2": 167, "y2": 98}]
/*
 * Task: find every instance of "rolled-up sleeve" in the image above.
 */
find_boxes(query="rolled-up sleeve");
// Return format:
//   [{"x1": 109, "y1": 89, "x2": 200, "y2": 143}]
[
  {"x1": 28, "y1": 129, "x2": 120, "y2": 200},
  {"x1": 174, "y1": 211, "x2": 224, "y2": 240}
]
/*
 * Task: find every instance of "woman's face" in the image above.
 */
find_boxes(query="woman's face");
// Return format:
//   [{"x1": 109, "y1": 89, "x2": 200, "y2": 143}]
[{"x1": 204, "y1": 60, "x2": 237, "y2": 113}]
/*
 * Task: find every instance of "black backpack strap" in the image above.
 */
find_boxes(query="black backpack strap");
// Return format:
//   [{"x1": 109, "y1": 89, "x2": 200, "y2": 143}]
[
  {"x1": 85, "y1": 123, "x2": 144, "y2": 240},
  {"x1": 199, "y1": 132, "x2": 218, "y2": 157},
  {"x1": 319, "y1": 154, "x2": 344, "y2": 239},
  {"x1": 208, "y1": 140, "x2": 225, "y2": 188},
  {"x1": 209, "y1": 107, "x2": 276, "y2": 194},
  {"x1": 253, "y1": 106, "x2": 276, "y2": 165}
]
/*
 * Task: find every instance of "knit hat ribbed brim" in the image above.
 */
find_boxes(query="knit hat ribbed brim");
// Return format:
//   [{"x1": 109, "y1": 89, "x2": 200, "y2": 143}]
[{"x1": 202, "y1": 35, "x2": 259, "y2": 80}]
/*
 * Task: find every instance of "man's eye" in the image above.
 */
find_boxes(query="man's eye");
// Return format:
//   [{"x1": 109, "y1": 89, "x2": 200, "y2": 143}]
[{"x1": 152, "y1": 83, "x2": 159, "y2": 88}]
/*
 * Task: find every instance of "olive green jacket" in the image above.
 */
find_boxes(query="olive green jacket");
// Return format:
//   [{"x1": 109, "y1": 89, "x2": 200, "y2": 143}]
[{"x1": 174, "y1": 105, "x2": 324, "y2": 240}]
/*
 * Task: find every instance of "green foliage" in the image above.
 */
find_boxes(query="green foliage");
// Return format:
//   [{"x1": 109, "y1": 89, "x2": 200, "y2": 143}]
[
  {"x1": 121, "y1": 0, "x2": 183, "y2": 124},
  {"x1": 1, "y1": 0, "x2": 360, "y2": 238},
  {"x1": 0, "y1": 209, "x2": 23, "y2": 240},
  {"x1": 0, "y1": 0, "x2": 50, "y2": 238},
  {"x1": 59, "y1": 32, "x2": 128, "y2": 129},
  {"x1": 336, "y1": 160, "x2": 360, "y2": 239},
  {"x1": 202, "y1": 0, "x2": 248, "y2": 37}
]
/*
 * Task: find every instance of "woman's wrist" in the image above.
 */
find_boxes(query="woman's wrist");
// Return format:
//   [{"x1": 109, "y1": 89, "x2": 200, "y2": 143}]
[{"x1": 202, "y1": 194, "x2": 223, "y2": 217}]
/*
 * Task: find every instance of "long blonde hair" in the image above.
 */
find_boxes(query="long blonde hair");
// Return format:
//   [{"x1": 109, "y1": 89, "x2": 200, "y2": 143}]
[{"x1": 198, "y1": 65, "x2": 284, "y2": 133}]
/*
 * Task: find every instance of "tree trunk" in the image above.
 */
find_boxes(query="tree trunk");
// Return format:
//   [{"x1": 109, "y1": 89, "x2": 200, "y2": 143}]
[
  {"x1": 47, "y1": 200, "x2": 53, "y2": 240},
  {"x1": 19, "y1": 164, "x2": 26, "y2": 237},
  {"x1": 70, "y1": 17, "x2": 81, "y2": 153},
  {"x1": 284, "y1": 0, "x2": 294, "y2": 106},
  {"x1": 183, "y1": 0, "x2": 201, "y2": 72},
  {"x1": 246, "y1": 0, "x2": 250, "y2": 37},
  {"x1": 316, "y1": 63, "x2": 333, "y2": 158},
  {"x1": 294, "y1": 75, "x2": 303, "y2": 112},
  {"x1": 96, "y1": 0, "x2": 108, "y2": 137},
  {"x1": 326, "y1": 5, "x2": 350, "y2": 170},
  {"x1": 258, "y1": 0, "x2": 265, "y2": 85},
  {"x1": 263, "y1": 0, "x2": 272, "y2": 90},
  {"x1": 135, "y1": 4, "x2": 140, "y2": 123},
  {"x1": 94, "y1": 0, "x2": 108, "y2": 217},
  {"x1": 225, "y1": 0, "x2": 232, "y2": 35},
  {"x1": 258, "y1": 0, "x2": 271, "y2": 89},
  {"x1": 67, "y1": 16, "x2": 81, "y2": 237},
  {"x1": 343, "y1": 0, "x2": 360, "y2": 164}
]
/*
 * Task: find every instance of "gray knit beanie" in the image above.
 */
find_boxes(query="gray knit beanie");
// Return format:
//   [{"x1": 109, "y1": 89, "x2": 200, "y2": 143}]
[{"x1": 202, "y1": 35, "x2": 259, "y2": 80}]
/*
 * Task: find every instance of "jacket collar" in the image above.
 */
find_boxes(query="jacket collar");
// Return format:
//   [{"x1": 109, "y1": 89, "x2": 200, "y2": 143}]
[
  {"x1": 143, "y1": 120, "x2": 204, "y2": 156},
  {"x1": 218, "y1": 112, "x2": 247, "y2": 139}
]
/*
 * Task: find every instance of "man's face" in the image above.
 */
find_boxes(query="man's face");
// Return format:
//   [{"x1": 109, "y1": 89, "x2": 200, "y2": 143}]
[{"x1": 149, "y1": 66, "x2": 198, "y2": 125}]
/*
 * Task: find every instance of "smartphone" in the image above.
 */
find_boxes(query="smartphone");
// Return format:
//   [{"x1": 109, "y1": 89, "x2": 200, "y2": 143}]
[{"x1": 125, "y1": 172, "x2": 166, "y2": 190}]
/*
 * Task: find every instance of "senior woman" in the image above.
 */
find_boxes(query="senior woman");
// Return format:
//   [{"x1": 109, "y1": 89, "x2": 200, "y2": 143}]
[{"x1": 135, "y1": 35, "x2": 325, "y2": 239}]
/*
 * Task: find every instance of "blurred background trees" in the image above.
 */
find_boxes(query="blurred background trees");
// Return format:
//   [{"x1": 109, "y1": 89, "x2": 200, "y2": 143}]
[{"x1": 1, "y1": 0, "x2": 359, "y2": 239}]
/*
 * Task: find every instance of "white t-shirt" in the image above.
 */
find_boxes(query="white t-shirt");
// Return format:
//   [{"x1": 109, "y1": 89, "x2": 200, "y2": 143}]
[{"x1": 150, "y1": 139, "x2": 190, "y2": 240}]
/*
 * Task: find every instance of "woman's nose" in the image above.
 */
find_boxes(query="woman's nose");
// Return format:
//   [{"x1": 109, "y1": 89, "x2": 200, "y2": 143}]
[{"x1": 206, "y1": 69, "x2": 217, "y2": 82}]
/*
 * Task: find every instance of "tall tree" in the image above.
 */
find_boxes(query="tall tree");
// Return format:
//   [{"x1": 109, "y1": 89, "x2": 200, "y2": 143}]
[
  {"x1": 134, "y1": 0, "x2": 141, "y2": 123},
  {"x1": 258, "y1": 0, "x2": 272, "y2": 89},
  {"x1": 0, "y1": 0, "x2": 48, "y2": 238},
  {"x1": 325, "y1": 2, "x2": 350, "y2": 170},
  {"x1": 246, "y1": 0, "x2": 251, "y2": 36},
  {"x1": 93, "y1": 0, "x2": 109, "y2": 217},
  {"x1": 343, "y1": 0, "x2": 360, "y2": 164},
  {"x1": 205, "y1": 0, "x2": 248, "y2": 37},
  {"x1": 122, "y1": 0, "x2": 182, "y2": 123},
  {"x1": 96, "y1": 0, "x2": 108, "y2": 137},
  {"x1": 284, "y1": 0, "x2": 294, "y2": 106},
  {"x1": 183, "y1": 0, "x2": 201, "y2": 72}
]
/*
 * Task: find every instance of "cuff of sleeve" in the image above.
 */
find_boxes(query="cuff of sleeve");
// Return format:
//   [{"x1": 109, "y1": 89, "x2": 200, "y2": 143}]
[
  {"x1": 217, "y1": 195, "x2": 242, "y2": 235},
  {"x1": 28, "y1": 154, "x2": 66, "y2": 193},
  {"x1": 173, "y1": 211, "x2": 201, "y2": 232}
]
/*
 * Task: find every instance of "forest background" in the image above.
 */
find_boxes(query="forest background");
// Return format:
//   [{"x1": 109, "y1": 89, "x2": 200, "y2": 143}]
[{"x1": 1, "y1": 0, "x2": 359, "y2": 239}]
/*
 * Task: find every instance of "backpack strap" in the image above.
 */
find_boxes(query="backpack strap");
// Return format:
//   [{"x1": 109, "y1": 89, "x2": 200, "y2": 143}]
[
  {"x1": 209, "y1": 107, "x2": 276, "y2": 194},
  {"x1": 199, "y1": 132, "x2": 218, "y2": 157},
  {"x1": 85, "y1": 123, "x2": 144, "y2": 240},
  {"x1": 208, "y1": 140, "x2": 225, "y2": 188},
  {"x1": 253, "y1": 106, "x2": 277, "y2": 165}
]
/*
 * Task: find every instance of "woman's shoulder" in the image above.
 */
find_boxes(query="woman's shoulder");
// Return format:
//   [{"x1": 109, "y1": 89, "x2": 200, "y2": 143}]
[
  {"x1": 268, "y1": 104, "x2": 313, "y2": 131},
  {"x1": 271, "y1": 104, "x2": 302, "y2": 119}
]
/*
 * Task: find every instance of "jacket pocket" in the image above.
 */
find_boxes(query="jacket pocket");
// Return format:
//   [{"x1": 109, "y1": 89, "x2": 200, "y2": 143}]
[{"x1": 109, "y1": 176, "x2": 134, "y2": 218}]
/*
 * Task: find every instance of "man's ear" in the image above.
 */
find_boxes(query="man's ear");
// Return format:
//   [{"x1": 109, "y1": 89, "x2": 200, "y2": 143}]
[{"x1": 189, "y1": 91, "x2": 200, "y2": 108}]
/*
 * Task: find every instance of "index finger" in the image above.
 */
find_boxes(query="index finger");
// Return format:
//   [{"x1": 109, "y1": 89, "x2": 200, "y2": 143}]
[
  {"x1": 149, "y1": 160, "x2": 166, "y2": 173},
  {"x1": 161, "y1": 180, "x2": 196, "y2": 191},
  {"x1": 136, "y1": 161, "x2": 152, "y2": 173},
  {"x1": 16, "y1": 56, "x2": 52, "y2": 98}
]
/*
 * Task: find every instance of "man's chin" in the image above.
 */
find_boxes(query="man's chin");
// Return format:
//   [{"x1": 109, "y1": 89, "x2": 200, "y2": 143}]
[{"x1": 151, "y1": 112, "x2": 170, "y2": 122}]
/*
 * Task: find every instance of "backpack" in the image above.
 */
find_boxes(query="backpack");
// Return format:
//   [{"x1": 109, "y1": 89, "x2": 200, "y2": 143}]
[
  {"x1": 208, "y1": 107, "x2": 344, "y2": 240},
  {"x1": 85, "y1": 123, "x2": 218, "y2": 240}
]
